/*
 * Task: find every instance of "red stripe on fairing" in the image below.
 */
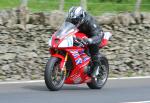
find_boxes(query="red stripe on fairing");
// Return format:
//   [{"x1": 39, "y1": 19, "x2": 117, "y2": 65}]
[{"x1": 99, "y1": 39, "x2": 108, "y2": 48}]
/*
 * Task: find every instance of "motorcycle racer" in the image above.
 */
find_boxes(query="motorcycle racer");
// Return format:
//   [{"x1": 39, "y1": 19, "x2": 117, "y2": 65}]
[{"x1": 66, "y1": 6, "x2": 104, "y2": 77}]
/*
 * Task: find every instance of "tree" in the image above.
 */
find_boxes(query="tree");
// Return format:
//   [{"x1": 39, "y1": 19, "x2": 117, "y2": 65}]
[
  {"x1": 135, "y1": 0, "x2": 142, "y2": 12},
  {"x1": 19, "y1": 0, "x2": 29, "y2": 30},
  {"x1": 80, "y1": 0, "x2": 87, "y2": 11},
  {"x1": 59, "y1": 0, "x2": 64, "y2": 11},
  {"x1": 20, "y1": 0, "x2": 28, "y2": 7}
]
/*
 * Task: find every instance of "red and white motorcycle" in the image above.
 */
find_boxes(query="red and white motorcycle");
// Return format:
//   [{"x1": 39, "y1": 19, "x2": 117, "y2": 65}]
[{"x1": 45, "y1": 22, "x2": 112, "y2": 91}]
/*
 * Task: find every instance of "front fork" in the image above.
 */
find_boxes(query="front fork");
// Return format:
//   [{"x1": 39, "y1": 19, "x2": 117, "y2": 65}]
[
  {"x1": 50, "y1": 50, "x2": 68, "y2": 76},
  {"x1": 62, "y1": 53, "x2": 68, "y2": 75}
]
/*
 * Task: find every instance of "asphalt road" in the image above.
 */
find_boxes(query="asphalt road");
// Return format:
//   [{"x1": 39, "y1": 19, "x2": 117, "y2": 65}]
[{"x1": 0, "y1": 77, "x2": 150, "y2": 103}]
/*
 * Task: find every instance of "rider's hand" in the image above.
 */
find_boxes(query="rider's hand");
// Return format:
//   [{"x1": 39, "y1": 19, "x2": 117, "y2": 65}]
[{"x1": 82, "y1": 38, "x2": 92, "y2": 45}]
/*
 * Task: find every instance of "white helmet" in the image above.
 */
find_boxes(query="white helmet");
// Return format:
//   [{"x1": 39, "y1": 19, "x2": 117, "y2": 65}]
[{"x1": 67, "y1": 6, "x2": 86, "y2": 27}]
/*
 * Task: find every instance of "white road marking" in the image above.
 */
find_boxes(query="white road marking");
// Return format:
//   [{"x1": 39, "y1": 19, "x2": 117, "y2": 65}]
[
  {"x1": 109, "y1": 76, "x2": 150, "y2": 80},
  {"x1": 0, "y1": 80, "x2": 44, "y2": 85},
  {"x1": 0, "y1": 76, "x2": 150, "y2": 85},
  {"x1": 123, "y1": 100, "x2": 150, "y2": 103}
]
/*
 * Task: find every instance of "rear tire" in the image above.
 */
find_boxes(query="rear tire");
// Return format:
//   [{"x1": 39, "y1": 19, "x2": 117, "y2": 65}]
[
  {"x1": 44, "y1": 57, "x2": 65, "y2": 91},
  {"x1": 87, "y1": 55, "x2": 109, "y2": 89}
]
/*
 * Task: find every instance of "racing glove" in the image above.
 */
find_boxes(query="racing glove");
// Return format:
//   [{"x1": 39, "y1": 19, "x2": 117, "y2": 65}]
[{"x1": 82, "y1": 38, "x2": 93, "y2": 45}]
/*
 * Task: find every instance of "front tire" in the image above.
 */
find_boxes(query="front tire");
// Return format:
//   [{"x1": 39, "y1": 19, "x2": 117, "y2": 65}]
[
  {"x1": 87, "y1": 55, "x2": 109, "y2": 89},
  {"x1": 44, "y1": 57, "x2": 66, "y2": 91}
]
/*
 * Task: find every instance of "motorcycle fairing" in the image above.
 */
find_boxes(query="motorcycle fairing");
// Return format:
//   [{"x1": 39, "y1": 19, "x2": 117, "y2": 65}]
[
  {"x1": 64, "y1": 48, "x2": 91, "y2": 84},
  {"x1": 99, "y1": 32, "x2": 112, "y2": 48},
  {"x1": 48, "y1": 22, "x2": 78, "y2": 48},
  {"x1": 50, "y1": 47, "x2": 91, "y2": 84}
]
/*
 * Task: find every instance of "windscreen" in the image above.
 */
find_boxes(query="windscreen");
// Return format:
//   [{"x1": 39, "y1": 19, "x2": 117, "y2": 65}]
[{"x1": 54, "y1": 22, "x2": 77, "y2": 38}]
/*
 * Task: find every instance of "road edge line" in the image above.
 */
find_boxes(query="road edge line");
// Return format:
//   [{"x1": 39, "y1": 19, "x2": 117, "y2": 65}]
[
  {"x1": 109, "y1": 76, "x2": 150, "y2": 80},
  {"x1": 0, "y1": 76, "x2": 150, "y2": 84}
]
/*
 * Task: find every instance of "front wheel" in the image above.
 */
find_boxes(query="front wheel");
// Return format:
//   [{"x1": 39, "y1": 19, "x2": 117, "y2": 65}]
[
  {"x1": 87, "y1": 55, "x2": 109, "y2": 89},
  {"x1": 44, "y1": 57, "x2": 66, "y2": 91}
]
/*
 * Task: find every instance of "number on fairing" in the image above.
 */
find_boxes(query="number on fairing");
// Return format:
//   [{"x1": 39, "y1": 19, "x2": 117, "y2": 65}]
[{"x1": 58, "y1": 36, "x2": 73, "y2": 47}]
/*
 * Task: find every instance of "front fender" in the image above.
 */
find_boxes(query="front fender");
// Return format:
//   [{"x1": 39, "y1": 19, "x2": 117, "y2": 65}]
[{"x1": 51, "y1": 54, "x2": 65, "y2": 70}]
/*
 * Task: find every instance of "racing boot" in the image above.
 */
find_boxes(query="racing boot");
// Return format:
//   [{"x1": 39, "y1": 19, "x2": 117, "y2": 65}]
[
  {"x1": 90, "y1": 55, "x2": 100, "y2": 78},
  {"x1": 86, "y1": 55, "x2": 100, "y2": 77}
]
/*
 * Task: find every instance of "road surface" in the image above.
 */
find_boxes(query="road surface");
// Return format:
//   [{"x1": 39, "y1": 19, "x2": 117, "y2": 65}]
[{"x1": 0, "y1": 77, "x2": 150, "y2": 103}]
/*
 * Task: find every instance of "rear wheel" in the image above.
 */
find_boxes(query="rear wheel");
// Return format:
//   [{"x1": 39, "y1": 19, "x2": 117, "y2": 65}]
[
  {"x1": 44, "y1": 57, "x2": 66, "y2": 91},
  {"x1": 87, "y1": 55, "x2": 109, "y2": 89}
]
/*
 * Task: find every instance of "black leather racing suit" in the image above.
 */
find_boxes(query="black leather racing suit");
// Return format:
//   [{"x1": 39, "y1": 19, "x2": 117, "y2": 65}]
[{"x1": 66, "y1": 13, "x2": 104, "y2": 74}]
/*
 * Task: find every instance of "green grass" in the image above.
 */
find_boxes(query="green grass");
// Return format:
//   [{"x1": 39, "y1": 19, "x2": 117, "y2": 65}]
[
  {"x1": 0, "y1": 0, "x2": 150, "y2": 15},
  {"x1": 0, "y1": 0, "x2": 20, "y2": 9}
]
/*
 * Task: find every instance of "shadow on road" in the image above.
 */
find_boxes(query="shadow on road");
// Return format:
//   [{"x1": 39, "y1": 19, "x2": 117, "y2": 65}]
[
  {"x1": 22, "y1": 84, "x2": 94, "y2": 91},
  {"x1": 62, "y1": 86, "x2": 90, "y2": 91}
]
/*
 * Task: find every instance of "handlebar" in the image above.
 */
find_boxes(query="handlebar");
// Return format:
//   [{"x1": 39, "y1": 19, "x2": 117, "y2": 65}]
[{"x1": 73, "y1": 37, "x2": 87, "y2": 48}]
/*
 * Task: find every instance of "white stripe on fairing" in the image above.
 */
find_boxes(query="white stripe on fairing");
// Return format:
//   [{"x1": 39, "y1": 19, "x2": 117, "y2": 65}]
[
  {"x1": 0, "y1": 76, "x2": 150, "y2": 85},
  {"x1": 123, "y1": 100, "x2": 150, "y2": 103},
  {"x1": 103, "y1": 32, "x2": 112, "y2": 40}
]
